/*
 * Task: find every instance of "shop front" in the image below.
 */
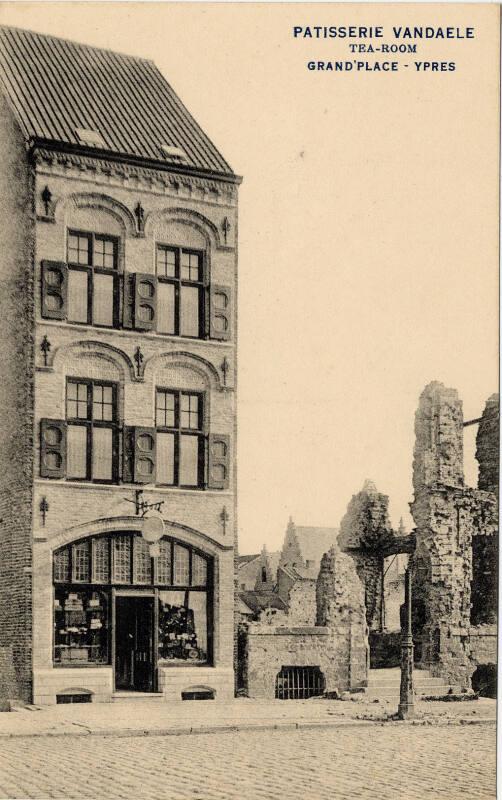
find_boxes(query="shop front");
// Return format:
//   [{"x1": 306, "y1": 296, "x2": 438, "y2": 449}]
[{"x1": 51, "y1": 530, "x2": 213, "y2": 696}]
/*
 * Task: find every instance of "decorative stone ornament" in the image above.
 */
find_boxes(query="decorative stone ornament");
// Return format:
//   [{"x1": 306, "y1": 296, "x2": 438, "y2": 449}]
[
  {"x1": 134, "y1": 201, "x2": 145, "y2": 234},
  {"x1": 222, "y1": 216, "x2": 231, "y2": 244}
]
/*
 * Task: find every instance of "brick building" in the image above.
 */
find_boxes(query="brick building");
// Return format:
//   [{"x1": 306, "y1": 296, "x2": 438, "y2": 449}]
[{"x1": 0, "y1": 26, "x2": 240, "y2": 704}]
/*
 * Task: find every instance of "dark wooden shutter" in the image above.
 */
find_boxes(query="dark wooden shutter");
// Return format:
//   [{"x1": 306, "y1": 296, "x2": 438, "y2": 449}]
[
  {"x1": 41, "y1": 261, "x2": 67, "y2": 320},
  {"x1": 209, "y1": 285, "x2": 232, "y2": 341},
  {"x1": 133, "y1": 274, "x2": 157, "y2": 331},
  {"x1": 40, "y1": 419, "x2": 66, "y2": 478},
  {"x1": 207, "y1": 433, "x2": 230, "y2": 489},
  {"x1": 123, "y1": 427, "x2": 156, "y2": 483}
]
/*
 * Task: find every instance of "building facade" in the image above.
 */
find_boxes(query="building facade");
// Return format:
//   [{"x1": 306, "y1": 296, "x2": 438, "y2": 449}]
[{"x1": 0, "y1": 26, "x2": 240, "y2": 704}]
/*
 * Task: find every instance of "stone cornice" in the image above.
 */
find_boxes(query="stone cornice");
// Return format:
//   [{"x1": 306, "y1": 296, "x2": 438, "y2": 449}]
[{"x1": 31, "y1": 146, "x2": 238, "y2": 207}]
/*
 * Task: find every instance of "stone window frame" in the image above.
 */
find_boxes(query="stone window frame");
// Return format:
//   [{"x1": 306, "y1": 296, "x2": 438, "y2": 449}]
[{"x1": 155, "y1": 387, "x2": 205, "y2": 489}]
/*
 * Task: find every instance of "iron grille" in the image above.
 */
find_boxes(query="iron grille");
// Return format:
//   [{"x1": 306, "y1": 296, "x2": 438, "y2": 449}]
[{"x1": 275, "y1": 666, "x2": 325, "y2": 700}]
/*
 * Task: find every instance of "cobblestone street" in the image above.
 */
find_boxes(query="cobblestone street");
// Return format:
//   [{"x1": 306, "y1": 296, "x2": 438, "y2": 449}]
[{"x1": 0, "y1": 723, "x2": 495, "y2": 800}]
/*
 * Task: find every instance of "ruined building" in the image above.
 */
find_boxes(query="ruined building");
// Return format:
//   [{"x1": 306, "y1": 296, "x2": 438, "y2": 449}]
[{"x1": 410, "y1": 383, "x2": 498, "y2": 688}]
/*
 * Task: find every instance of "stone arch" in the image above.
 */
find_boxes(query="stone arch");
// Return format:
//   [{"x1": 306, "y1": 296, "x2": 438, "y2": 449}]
[
  {"x1": 143, "y1": 351, "x2": 222, "y2": 390},
  {"x1": 144, "y1": 207, "x2": 223, "y2": 250},
  {"x1": 54, "y1": 192, "x2": 138, "y2": 238},
  {"x1": 49, "y1": 516, "x2": 233, "y2": 555},
  {"x1": 52, "y1": 340, "x2": 136, "y2": 382}
]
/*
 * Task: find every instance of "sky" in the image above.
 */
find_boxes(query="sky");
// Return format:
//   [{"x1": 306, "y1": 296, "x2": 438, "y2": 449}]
[{"x1": 0, "y1": 2, "x2": 498, "y2": 555}]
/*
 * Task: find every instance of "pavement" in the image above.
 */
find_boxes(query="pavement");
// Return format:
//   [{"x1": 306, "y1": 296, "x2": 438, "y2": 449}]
[
  {"x1": 0, "y1": 695, "x2": 496, "y2": 739},
  {"x1": 0, "y1": 723, "x2": 496, "y2": 799}
]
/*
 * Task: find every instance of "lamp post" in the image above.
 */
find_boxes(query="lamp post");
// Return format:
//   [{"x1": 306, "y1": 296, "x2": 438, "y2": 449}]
[{"x1": 398, "y1": 566, "x2": 415, "y2": 719}]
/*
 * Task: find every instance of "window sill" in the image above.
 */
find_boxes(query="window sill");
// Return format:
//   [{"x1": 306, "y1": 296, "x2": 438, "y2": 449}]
[
  {"x1": 37, "y1": 318, "x2": 234, "y2": 348},
  {"x1": 34, "y1": 478, "x2": 232, "y2": 496}
]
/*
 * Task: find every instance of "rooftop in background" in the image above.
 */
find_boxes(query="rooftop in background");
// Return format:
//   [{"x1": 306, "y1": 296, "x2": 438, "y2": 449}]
[{"x1": 0, "y1": 25, "x2": 235, "y2": 178}]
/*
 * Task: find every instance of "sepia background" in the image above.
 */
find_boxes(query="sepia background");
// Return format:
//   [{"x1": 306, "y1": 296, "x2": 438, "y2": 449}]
[{"x1": 0, "y1": 1, "x2": 498, "y2": 554}]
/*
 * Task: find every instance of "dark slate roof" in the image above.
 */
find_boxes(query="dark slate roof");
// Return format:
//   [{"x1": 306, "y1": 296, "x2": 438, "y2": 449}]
[{"x1": 0, "y1": 25, "x2": 235, "y2": 178}]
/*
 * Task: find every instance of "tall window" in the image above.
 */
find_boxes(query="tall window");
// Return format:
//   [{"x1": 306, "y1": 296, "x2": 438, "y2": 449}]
[
  {"x1": 156, "y1": 389, "x2": 204, "y2": 487},
  {"x1": 66, "y1": 378, "x2": 118, "y2": 482},
  {"x1": 156, "y1": 245, "x2": 204, "y2": 337},
  {"x1": 67, "y1": 230, "x2": 118, "y2": 327}
]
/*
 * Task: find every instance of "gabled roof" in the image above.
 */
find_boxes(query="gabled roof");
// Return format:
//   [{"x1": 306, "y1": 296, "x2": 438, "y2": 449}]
[
  {"x1": 0, "y1": 25, "x2": 235, "y2": 178},
  {"x1": 238, "y1": 590, "x2": 287, "y2": 614},
  {"x1": 294, "y1": 526, "x2": 338, "y2": 565}
]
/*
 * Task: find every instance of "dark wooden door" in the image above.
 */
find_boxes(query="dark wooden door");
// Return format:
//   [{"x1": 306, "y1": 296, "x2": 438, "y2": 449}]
[{"x1": 115, "y1": 597, "x2": 154, "y2": 691}]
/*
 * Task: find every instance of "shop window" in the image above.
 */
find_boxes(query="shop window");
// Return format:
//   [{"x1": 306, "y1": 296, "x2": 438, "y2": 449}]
[
  {"x1": 53, "y1": 534, "x2": 212, "y2": 668},
  {"x1": 158, "y1": 590, "x2": 208, "y2": 664},
  {"x1": 54, "y1": 588, "x2": 109, "y2": 665}
]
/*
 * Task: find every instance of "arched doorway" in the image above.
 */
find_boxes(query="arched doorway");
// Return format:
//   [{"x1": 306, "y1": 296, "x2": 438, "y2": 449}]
[{"x1": 53, "y1": 531, "x2": 213, "y2": 692}]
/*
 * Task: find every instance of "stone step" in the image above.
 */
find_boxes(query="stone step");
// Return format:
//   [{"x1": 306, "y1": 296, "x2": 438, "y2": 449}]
[
  {"x1": 363, "y1": 685, "x2": 454, "y2": 699},
  {"x1": 112, "y1": 692, "x2": 165, "y2": 702}
]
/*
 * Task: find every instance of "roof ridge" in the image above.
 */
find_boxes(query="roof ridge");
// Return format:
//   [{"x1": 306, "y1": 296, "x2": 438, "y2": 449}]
[{"x1": 0, "y1": 23, "x2": 153, "y2": 65}]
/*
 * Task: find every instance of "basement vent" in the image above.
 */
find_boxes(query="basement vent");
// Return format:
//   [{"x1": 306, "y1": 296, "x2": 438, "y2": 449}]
[
  {"x1": 56, "y1": 688, "x2": 92, "y2": 704},
  {"x1": 160, "y1": 143, "x2": 188, "y2": 162},
  {"x1": 75, "y1": 128, "x2": 105, "y2": 148},
  {"x1": 181, "y1": 687, "x2": 215, "y2": 701}
]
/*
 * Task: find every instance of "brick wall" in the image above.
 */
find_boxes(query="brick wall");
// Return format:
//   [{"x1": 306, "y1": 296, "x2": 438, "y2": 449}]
[
  {"x1": 0, "y1": 96, "x2": 35, "y2": 702},
  {"x1": 30, "y1": 155, "x2": 238, "y2": 702}
]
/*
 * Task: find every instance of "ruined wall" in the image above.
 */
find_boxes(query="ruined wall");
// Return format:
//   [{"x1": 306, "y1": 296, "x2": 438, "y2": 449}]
[
  {"x1": 476, "y1": 394, "x2": 499, "y2": 494},
  {"x1": 410, "y1": 382, "x2": 498, "y2": 687},
  {"x1": 338, "y1": 480, "x2": 394, "y2": 630},
  {"x1": 288, "y1": 580, "x2": 317, "y2": 625},
  {"x1": 246, "y1": 547, "x2": 368, "y2": 698}
]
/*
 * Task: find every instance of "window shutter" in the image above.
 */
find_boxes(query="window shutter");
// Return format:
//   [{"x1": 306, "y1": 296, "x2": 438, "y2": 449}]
[
  {"x1": 40, "y1": 419, "x2": 66, "y2": 478},
  {"x1": 133, "y1": 274, "x2": 157, "y2": 332},
  {"x1": 123, "y1": 427, "x2": 156, "y2": 483},
  {"x1": 207, "y1": 433, "x2": 230, "y2": 489},
  {"x1": 41, "y1": 261, "x2": 67, "y2": 320},
  {"x1": 209, "y1": 285, "x2": 232, "y2": 341}
]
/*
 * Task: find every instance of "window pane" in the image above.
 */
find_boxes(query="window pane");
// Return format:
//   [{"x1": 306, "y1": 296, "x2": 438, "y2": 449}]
[
  {"x1": 93, "y1": 273, "x2": 114, "y2": 327},
  {"x1": 54, "y1": 547, "x2": 70, "y2": 582},
  {"x1": 54, "y1": 588, "x2": 108, "y2": 665},
  {"x1": 179, "y1": 435, "x2": 199, "y2": 486},
  {"x1": 181, "y1": 251, "x2": 201, "y2": 282},
  {"x1": 180, "y1": 394, "x2": 200, "y2": 430},
  {"x1": 158, "y1": 589, "x2": 207, "y2": 663},
  {"x1": 68, "y1": 233, "x2": 90, "y2": 265},
  {"x1": 173, "y1": 545, "x2": 190, "y2": 585},
  {"x1": 157, "y1": 540, "x2": 172, "y2": 584},
  {"x1": 67, "y1": 425, "x2": 88, "y2": 479},
  {"x1": 156, "y1": 391, "x2": 175, "y2": 428},
  {"x1": 157, "y1": 432, "x2": 175, "y2": 485},
  {"x1": 93, "y1": 384, "x2": 114, "y2": 422},
  {"x1": 73, "y1": 541, "x2": 90, "y2": 582},
  {"x1": 112, "y1": 536, "x2": 131, "y2": 583},
  {"x1": 192, "y1": 554, "x2": 208, "y2": 587},
  {"x1": 157, "y1": 281, "x2": 176, "y2": 334},
  {"x1": 93, "y1": 537, "x2": 110, "y2": 583},
  {"x1": 67, "y1": 382, "x2": 89, "y2": 419},
  {"x1": 133, "y1": 537, "x2": 152, "y2": 584},
  {"x1": 68, "y1": 269, "x2": 89, "y2": 323},
  {"x1": 92, "y1": 427, "x2": 113, "y2": 481},
  {"x1": 94, "y1": 237, "x2": 116, "y2": 269},
  {"x1": 180, "y1": 285, "x2": 200, "y2": 337},
  {"x1": 157, "y1": 247, "x2": 176, "y2": 278}
]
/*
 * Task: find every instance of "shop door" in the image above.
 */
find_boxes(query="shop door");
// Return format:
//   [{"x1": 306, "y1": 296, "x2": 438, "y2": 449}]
[{"x1": 115, "y1": 596, "x2": 155, "y2": 692}]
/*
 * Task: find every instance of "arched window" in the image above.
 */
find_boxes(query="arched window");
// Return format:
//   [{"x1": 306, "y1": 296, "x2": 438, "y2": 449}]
[{"x1": 53, "y1": 532, "x2": 213, "y2": 672}]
